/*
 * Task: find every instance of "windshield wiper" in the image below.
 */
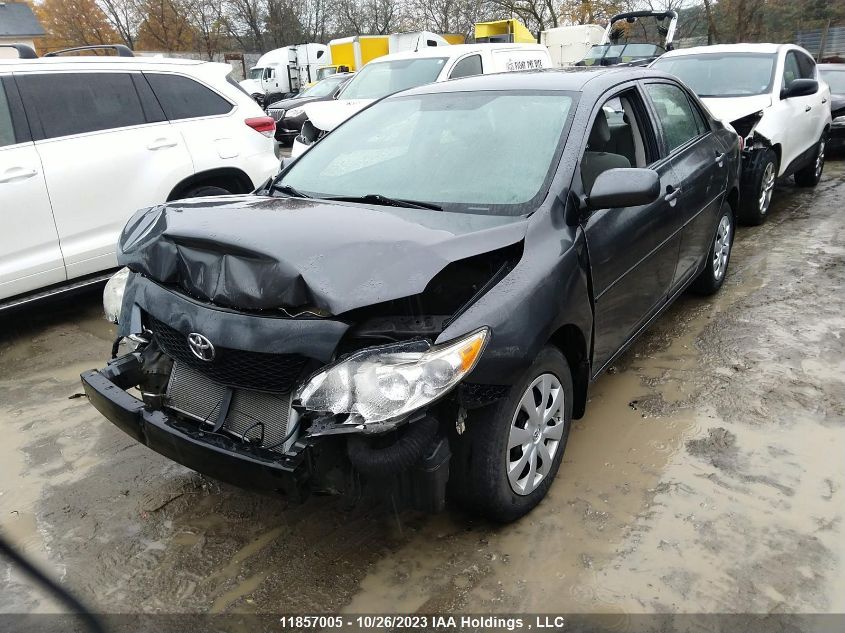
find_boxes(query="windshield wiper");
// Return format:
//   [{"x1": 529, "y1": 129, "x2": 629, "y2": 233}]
[
  {"x1": 325, "y1": 194, "x2": 442, "y2": 211},
  {"x1": 271, "y1": 183, "x2": 311, "y2": 199}
]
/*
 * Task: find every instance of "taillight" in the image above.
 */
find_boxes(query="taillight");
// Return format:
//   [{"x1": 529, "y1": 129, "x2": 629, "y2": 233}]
[{"x1": 245, "y1": 116, "x2": 276, "y2": 138}]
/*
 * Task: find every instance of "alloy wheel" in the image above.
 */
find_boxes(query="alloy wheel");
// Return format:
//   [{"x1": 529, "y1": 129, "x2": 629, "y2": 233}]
[
  {"x1": 759, "y1": 161, "x2": 775, "y2": 215},
  {"x1": 712, "y1": 214, "x2": 732, "y2": 281},
  {"x1": 507, "y1": 373, "x2": 566, "y2": 495},
  {"x1": 815, "y1": 140, "x2": 826, "y2": 179}
]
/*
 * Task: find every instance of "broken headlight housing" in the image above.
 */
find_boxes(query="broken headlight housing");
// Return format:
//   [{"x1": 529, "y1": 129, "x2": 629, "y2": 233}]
[
  {"x1": 103, "y1": 267, "x2": 130, "y2": 324},
  {"x1": 295, "y1": 328, "x2": 489, "y2": 425}
]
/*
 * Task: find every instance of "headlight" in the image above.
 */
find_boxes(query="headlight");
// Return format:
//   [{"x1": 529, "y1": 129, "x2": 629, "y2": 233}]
[
  {"x1": 296, "y1": 328, "x2": 489, "y2": 424},
  {"x1": 286, "y1": 107, "x2": 305, "y2": 118},
  {"x1": 103, "y1": 267, "x2": 130, "y2": 324}
]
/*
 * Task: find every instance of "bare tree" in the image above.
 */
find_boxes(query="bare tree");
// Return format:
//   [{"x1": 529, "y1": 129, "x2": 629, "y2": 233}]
[
  {"x1": 186, "y1": 0, "x2": 227, "y2": 58},
  {"x1": 97, "y1": 0, "x2": 143, "y2": 49}
]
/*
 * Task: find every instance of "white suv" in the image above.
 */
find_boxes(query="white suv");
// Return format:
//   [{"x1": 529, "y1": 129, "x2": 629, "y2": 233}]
[
  {"x1": 652, "y1": 44, "x2": 831, "y2": 225},
  {"x1": 0, "y1": 45, "x2": 279, "y2": 306}
]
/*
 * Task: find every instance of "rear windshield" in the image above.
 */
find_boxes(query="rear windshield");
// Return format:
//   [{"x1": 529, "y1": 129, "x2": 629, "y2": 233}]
[
  {"x1": 338, "y1": 58, "x2": 448, "y2": 100},
  {"x1": 278, "y1": 90, "x2": 577, "y2": 216},
  {"x1": 653, "y1": 53, "x2": 777, "y2": 97}
]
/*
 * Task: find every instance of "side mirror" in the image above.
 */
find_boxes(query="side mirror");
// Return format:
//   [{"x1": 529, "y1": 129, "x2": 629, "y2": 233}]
[
  {"x1": 781, "y1": 78, "x2": 818, "y2": 99},
  {"x1": 588, "y1": 168, "x2": 660, "y2": 210}
]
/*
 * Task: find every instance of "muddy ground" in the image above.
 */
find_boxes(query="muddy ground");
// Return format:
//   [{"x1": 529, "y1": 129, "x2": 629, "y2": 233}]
[{"x1": 1, "y1": 159, "x2": 844, "y2": 628}]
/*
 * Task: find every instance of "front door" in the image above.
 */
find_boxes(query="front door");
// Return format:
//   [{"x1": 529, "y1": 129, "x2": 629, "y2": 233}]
[
  {"x1": 579, "y1": 87, "x2": 682, "y2": 373},
  {"x1": 0, "y1": 77, "x2": 65, "y2": 301}
]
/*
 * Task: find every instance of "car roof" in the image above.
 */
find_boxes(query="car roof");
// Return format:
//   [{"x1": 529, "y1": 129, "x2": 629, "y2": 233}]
[
  {"x1": 0, "y1": 55, "x2": 211, "y2": 69},
  {"x1": 371, "y1": 43, "x2": 548, "y2": 63},
  {"x1": 658, "y1": 43, "x2": 788, "y2": 58},
  {"x1": 396, "y1": 66, "x2": 677, "y2": 95}
]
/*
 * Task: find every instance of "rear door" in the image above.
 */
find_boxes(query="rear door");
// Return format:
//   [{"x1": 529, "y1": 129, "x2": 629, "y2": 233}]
[
  {"x1": 579, "y1": 85, "x2": 683, "y2": 373},
  {"x1": 643, "y1": 81, "x2": 728, "y2": 288},
  {"x1": 780, "y1": 50, "x2": 816, "y2": 170},
  {"x1": 16, "y1": 70, "x2": 195, "y2": 280},
  {"x1": 0, "y1": 75, "x2": 65, "y2": 300}
]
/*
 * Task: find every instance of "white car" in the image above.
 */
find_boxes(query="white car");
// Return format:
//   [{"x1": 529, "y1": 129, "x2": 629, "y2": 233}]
[
  {"x1": 0, "y1": 45, "x2": 279, "y2": 307},
  {"x1": 291, "y1": 43, "x2": 553, "y2": 157},
  {"x1": 652, "y1": 44, "x2": 831, "y2": 225}
]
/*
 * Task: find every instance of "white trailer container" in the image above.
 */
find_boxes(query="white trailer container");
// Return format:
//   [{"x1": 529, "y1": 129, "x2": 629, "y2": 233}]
[{"x1": 541, "y1": 25, "x2": 605, "y2": 67}]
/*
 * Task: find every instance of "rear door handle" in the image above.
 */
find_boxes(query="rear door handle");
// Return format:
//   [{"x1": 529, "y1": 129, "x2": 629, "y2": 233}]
[
  {"x1": 822, "y1": 98, "x2": 828, "y2": 104},
  {"x1": 147, "y1": 138, "x2": 178, "y2": 150},
  {"x1": 714, "y1": 152, "x2": 727, "y2": 166},
  {"x1": 664, "y1": 185, "x2": 682, "y2": 205},
  {"x1": 805, "y1": 105, "x2": 812, "y2": 112},
  {"x1": 0, "y1": 167, "x2": 38, "y2": 184}
]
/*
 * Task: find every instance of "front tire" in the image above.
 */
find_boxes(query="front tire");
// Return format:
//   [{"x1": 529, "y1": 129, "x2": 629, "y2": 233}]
[
  {"x1": 691, "y1": 201, "x2": 734, "y2": 296},
  {"x1": 738, "y1": 148, "x2": 777, "y2": 226},
  {"x1": 450, "y1": 346, "x2": 573, "y2": 522},
  {"x1": 794, "y1": 135, "x2": 826, "y2": 187}
]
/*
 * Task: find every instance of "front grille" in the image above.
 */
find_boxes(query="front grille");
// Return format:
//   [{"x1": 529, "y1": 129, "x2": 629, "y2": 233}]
[
  {"x1": 149, "y1": 317, "x2": 309, "y2": 394},
  {"x1": 167, "y1": 362, "x2": 293, "y2": 452},
  {"x1": 267, "y1": 108, "x2": 285, "y2": 121}
]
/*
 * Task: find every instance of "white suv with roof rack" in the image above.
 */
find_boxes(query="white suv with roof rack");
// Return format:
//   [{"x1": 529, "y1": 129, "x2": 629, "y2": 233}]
[
  {"x1": 652, "y1": 43, "x2": 831, "y2": 225},
  {"x1": 0, "y1": 44, "x2": 279, "y2": 307}
]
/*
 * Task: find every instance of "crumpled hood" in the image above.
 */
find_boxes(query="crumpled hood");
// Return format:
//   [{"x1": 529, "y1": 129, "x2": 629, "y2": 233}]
[
  {"x1": 303, "y1": 99, "x2": 373, "y2": 132},
  {"x1": 701, "y1": 95, "x2": 772, "y2": 126},
  {"x1": 117, "y1": 195, "x2": 528, "y2": 315}
]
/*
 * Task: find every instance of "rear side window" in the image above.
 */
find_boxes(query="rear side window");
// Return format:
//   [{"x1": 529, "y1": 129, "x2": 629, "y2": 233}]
[
  {"x1": 145, "y1": 73, "x2": 233, "y2": 120},
  {"x1": 645, "y1": 83, "x2": 702, "y2": 153},
  {"x1": 0, "y1": 84, "x2": 14, "y2": 147},
  {"x1": 17, "y1": 72, "x2": 146, "y2": 139},
  {"x1": 450, "y1": 55, "x2": 483, "y2": 79}
]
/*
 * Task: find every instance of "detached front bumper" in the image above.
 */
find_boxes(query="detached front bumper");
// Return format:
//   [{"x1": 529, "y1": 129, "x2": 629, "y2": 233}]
[{"x1": 80, "y1": 356, "x2": 309, "y2": 494}]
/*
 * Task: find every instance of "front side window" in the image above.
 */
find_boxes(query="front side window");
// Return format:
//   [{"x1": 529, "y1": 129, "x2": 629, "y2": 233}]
[
  {"x1": 652, "y1": 53, "x2": 777, "y2": 97},
  {"x1": 16, "y1": 72, "x2": 146, "y2": 139},
  {"x1": 645, "y1": 83, "x2": 702, "y2": 153},
  {"x1": 338, "y1": 58, "x2": 448, "y2": 100},
  {"x1": 0, "y1": 84, "x2": 15, "y2": 147},
  {"x1": 278, "y1": 90, "x2": 576, "y2": 216},
  {"x1": 450, "y1": 55, "x2": 483, "y2": 79},
  {"x1": 144, "y1": 73, "x2": 232, "y2": 120}
]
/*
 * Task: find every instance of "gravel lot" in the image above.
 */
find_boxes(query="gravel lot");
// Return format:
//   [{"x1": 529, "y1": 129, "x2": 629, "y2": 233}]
[{"x1": 1, "y1": 158, "x2": 844, "y2": 623}]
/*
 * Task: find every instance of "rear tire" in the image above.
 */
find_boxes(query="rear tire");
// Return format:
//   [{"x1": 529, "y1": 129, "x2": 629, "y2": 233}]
[
  {"x1": 794, "y1": 135, "x2": 826, "y2": 187},
  {"x1": 183, "y1": 185, "x2": 231, "y2": 198},
  {"x1": 738, "y1": 148, "x2": 777, "y2": 226},
  {"x1": 450, "y1": 346, "x2": 573, "y2": 522},
  {"x1": 691, "y1": 201, "x2": 734, "y2": 296}
]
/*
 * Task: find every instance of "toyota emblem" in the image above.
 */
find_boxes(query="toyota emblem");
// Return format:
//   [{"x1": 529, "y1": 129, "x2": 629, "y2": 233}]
[{"x1": 187, "y1": 332, "x2": 215, "y2": 362}]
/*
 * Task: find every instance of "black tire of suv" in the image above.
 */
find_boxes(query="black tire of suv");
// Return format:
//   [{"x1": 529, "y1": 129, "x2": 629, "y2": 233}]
[
  {"x1": 184, "y1": 185, "x2": 231, "y2": 198},
  {"x1": 794, "y1": 135, "x2": 826, "y2": 187},
  {"x1": 738, "y1": 148, "x2": 778, "y2": 226},
  {"x1": 690, "y1": 202, "x2": 734, "y2": 296},
  {"x1": 449, "y1": 346, "x2": 573, "y2": 523}
]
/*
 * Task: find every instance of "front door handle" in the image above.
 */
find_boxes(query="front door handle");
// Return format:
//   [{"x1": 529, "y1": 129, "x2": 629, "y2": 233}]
[
  {"x1": 147, "y1": 138, "x2": 178, "y2": 150},
  {"x1": 664, "y1": 185, "x2": 682, "y2": 205},
  {"x1": 0, "y1": 167, "x2": 38, "y2": 184},
  {"x1": 805, "y1": 105, "x2": 812, "y2": 112},
  {"x1": 714, "y1": 152, "x2": 727, "y2": 166}
]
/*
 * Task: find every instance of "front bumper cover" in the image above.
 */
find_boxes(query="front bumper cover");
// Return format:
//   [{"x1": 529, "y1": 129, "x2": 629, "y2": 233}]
[{"x1": 81, "y1": 355, "x2": 310, "y2": 494}]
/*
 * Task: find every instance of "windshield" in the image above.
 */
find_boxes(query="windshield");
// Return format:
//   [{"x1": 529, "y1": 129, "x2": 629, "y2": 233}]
[
  {"x1": 248, "y1": 67, "x2": 263, "y2": 80},
  {"x1": 653, "y1": 53, "x2": 777, "y2": 97},
  {"x1": 820, "y1": 68, "x2": 845, "y2": 93},
  {"x1": 278, "y1": 91, "x2": 576, "y2": 216},
  {"x1": 316, "y1": 67, "x2": 338, "y2": 81},
  {"x1": 338, "y1": 58, "x2": 448, "y2": 100},
  {"x1": 301, "y1": 75, "x2": 346, "y2": 98}
]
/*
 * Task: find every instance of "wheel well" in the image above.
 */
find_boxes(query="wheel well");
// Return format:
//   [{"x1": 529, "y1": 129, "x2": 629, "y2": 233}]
[
  {"x1": 548, "y1": 324, "x2": 589, "y2": 419},
  {"x1": 167, "y1": 168, "x2": 255, "y2": 202}
]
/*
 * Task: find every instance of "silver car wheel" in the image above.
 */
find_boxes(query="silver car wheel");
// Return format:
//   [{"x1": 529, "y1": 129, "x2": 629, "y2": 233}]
[
  {"x1": 712, "y1": 214, "x2": 732, "y2": 281},
  {"x1": 815, "y1": 140, "x2": 826, "y2": 178},
  {"x1": 759, "y1": 161, "x2": 775, "y2": 215},
  {"x1": 507, "y1": 373, "x2": 566, "y2": 496}
]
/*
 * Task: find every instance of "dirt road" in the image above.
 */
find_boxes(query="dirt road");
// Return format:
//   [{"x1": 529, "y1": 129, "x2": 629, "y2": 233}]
[{"x1": 1, "y1": 160, "x2": 843, "y2": 624}]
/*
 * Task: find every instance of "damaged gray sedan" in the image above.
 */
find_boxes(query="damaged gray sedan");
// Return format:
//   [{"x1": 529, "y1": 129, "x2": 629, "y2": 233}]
[{"x1": 83, "y1": 68, "x2": 740, "y2": 522}]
